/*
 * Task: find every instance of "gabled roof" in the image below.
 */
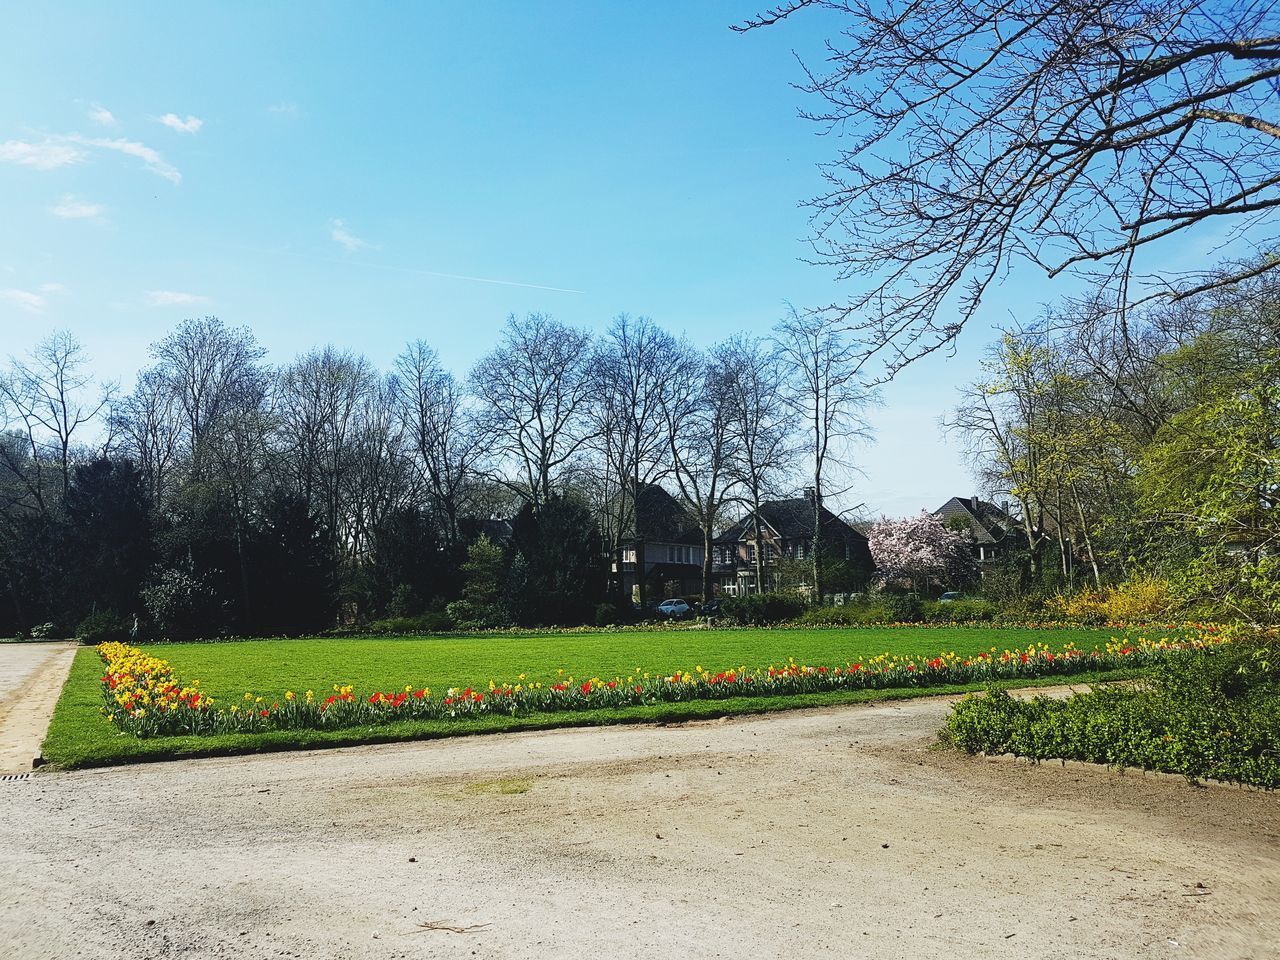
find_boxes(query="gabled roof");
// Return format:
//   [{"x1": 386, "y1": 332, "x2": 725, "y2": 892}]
[
  {"x1": 632, "y1": 483, "x2": 701, "y2": 543},
  {"x1": 932, "y1": 496, "x2": 1016, "y2": 545},
  {"x1": 715, "y1": 498, "x2": 867, "y2": 544},
  {"x1": 459, "y1": 516, "x2": 513, "y2": 543}
]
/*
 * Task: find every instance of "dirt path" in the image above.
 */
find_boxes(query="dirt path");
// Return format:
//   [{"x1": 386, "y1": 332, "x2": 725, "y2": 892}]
[
  {"x1": 0, "y1": 641, "x2": 77, "y2": 773},
  {"x1": 2, "y1": 690, "x2": 1276, "y2": 960}
]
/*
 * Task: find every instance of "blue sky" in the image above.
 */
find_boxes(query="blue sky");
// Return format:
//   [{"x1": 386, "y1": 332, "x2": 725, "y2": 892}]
[{"x1": 1, "y1": 2, "x2": 1105, "y2": 516}]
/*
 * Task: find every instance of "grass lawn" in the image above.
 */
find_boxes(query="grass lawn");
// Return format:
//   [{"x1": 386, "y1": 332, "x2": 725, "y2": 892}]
[{"x1": 43, "y1": 625, "x2": 1141, "y2": 768}]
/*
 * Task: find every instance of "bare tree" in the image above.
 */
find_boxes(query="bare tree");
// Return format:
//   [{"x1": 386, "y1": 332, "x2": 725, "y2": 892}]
[
  {"x1": 111, "y1": 366, "x2": 183, "y2": 504},
  {"x1": 774, "y1": 308, "x2": 873, "y2": 598},
  {"x1": 203, "y1": 394, "x2": 275, "y2": 616},
  {"x1": 394, "y1": 341, "x2": 483, "y2": 549},
  {"x1": 738, "y1": 0, "x2": 1280, "y2": 379},
  {"x1": 0, "y1": 331, "x2": 114, "y2": 500},
  {"x1": 276, "y1": 346, "x2": 377, "y2": 559},
  {"x1": 343, "y1": 374, "x2": 418, "y2": 568},
  {"x1": 716, "y1": 334, "x2": 796, "y2": 591},
  {"x1": 149, "y1": 317, "x2": 267, "y2": 479},
  {"x1": 588, "y1": 315, "x2": 681, "y2": 606},
  {"x1": 470, "y1": 313, "x2": 595, "y2": 508},
  {"x1": 663, "y1": 344, "x2": 742, "y2": 603}
]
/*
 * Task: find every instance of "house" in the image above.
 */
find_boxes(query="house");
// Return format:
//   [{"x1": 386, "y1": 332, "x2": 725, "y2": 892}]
[
  {"x1": 931, "y1": 496, "x2": 1023, "y2": 563},
  {"x1": 613, "y1": 484, "x2": 705, "y2": 604},
  {"x1": 458, "y1": 516, "x2": 513, "y2": 544},
  {"x1": 712, "y1": 492, "x2": 874, "y2": 597}
]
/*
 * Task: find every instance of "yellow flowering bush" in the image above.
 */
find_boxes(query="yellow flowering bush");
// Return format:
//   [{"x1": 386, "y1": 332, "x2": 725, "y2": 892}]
[{"x1": 1048, "y1": 577, "x2": 1176, "y2": 625}]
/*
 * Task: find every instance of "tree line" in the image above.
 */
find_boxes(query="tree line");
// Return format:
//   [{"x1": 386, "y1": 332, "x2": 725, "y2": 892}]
[
  {"x1": 0, "y1": 311, "x2": 872, "y2": 638},
  {"x1": 947, "y1": 265, "x2": 1279, "y2": 622}
]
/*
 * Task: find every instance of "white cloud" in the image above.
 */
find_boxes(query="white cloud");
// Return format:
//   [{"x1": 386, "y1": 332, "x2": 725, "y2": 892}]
[
  {"x1": 0, "y1": 139, "x2": 82, "y2": 170},
  {"x1": 268, "y1": 102, "x2": 298, "y2": 115},
  {"x1": 88, "y1": 104, "x2": 117, "y2": 127},
  {"x1": 2, "y1": 134, "x2": 179, "y2": 183},
  {"x1": 66, "y1": 135, "x2": 181, "y2": 184},
  {"x1": 158, "y1": 113, "x2": 203, "y2": 134},
  {"x1": 52, "y1": 194, "x2": 106, "y2": 220},
  {"x1": 0, "y1": 288, "x2": 46, "y2": 312},
  {"x1": 330, "y1": 218, "x2": 371, "y2": 252},
  {"x1": 38, "y1": 282, "x2": 67, "y2": 294},
  {"x1": 144, "y1": 290, "x2": 208, "y2": 306}
]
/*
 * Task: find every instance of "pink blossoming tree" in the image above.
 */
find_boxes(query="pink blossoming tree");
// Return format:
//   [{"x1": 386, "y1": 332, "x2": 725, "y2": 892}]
[{"x1": 869, "y1": 513, "x2": 977, "y2": 591}]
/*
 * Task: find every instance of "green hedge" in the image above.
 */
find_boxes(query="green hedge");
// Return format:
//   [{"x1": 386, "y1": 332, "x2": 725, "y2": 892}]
[
  {"x1": 797, "y1": 597, "x2": 997, "y2": 626},
  {"x1": 944, "y1": 640, "x2": 1280, "y2": 788},
  {"x1": 721, "y1": 593, "x2": 808, "y2": 626},
  {"x1": 360, "y1": 611, "x2": 457, "y2": 634}
]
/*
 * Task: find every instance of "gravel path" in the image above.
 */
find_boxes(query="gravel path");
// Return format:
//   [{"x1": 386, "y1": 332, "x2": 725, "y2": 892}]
[
  {"x1": 2, "y1": 690, "x2": 1277, "y2": 959},
  {"x1": 0, "y1": 641, "x2": 77, "y2": 773}
]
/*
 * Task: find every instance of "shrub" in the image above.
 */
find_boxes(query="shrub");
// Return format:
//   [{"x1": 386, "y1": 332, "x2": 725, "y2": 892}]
[
  {"x1": 721, "y1": 592, "x2": 808, "y2": 626},
  {"x1": 386, "y1": 583, "x2": 420, "y2": 619},
  {"x1": 593, "y1": 602, "x2": 635, "y2": 627},
  {"x1": 364, "y1": 611, "x2": 455, "y2": 634},
  {"x1": 1048, "y1": 577, "x2": 1176, "y2": 625},
  {"x1": 1048, "y1": 589, "x2": 1108, "y2": 624},
  {"x1": 445, "y1": 597, "x2": 505, "y2": 630},
  {"x1": 142, "y1": 563, "x2": 228, "y2": 641},
  {"x1": 1104, "y1": 577, "x2": 1176, "y2": 622},
  {"x1": 797, "y1": 603, "x2": 892, "y2": 626},
  {"x1": 920, "y1": 598, "x2": 996, "y2": 623},
  {"x1": 74, "y1": 610, "x2": 130, "y2": 645},
  {"x1": 944, "y1": 635, "x2": 1280, "y2": 788},
  {"x1": 990, "y1": 594, "x2": 1049, "y2": 625},
  {"x1": 880, "y1": 593, "x2": 923, "y2": 623}
]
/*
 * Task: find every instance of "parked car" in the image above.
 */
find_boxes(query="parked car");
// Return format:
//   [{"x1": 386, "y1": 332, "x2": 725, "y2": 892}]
[
  {"x1": 700, "y1": 598, "x2": 722, "y2": 618},
  {"x1": 938, "y1": 591, "x2": 962, "y2": 603},
  {"x1": 656, "y1": 598, "x2": 692, "y2": 618}
]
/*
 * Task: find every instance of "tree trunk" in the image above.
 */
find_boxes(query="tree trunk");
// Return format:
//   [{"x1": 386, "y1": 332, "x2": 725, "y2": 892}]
[
  {"x1": 811, "y1": 484, "x2": 824, "y2": 601},
  {"x1": 1017, "y1": 497, "x2": 1039, "y2": 576},
  {"x1": 1070, "y1": 485, "x2": 1102, "y2": 589},
  {"x1": 1052, "y1": 487, "x2": 1071, "y2": 585}
]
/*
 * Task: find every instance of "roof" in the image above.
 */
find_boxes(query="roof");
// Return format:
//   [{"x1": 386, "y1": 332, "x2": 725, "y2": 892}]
[
  {"x1": 632, "y1": 483, "x2": 701, "y2": 542},
  {"x1": 716, "y1": 498, "x2": 867, "y2": 544},
  {"x1": 932, "y1": 496, "x2": 1016, "y2": 544},
  {"x1": 458, "y1": 516, "x2": 513, "y2": 542}
]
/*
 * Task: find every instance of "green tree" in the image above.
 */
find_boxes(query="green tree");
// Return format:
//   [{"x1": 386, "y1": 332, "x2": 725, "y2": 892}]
[
  {"x1": 1138, "y1": 358, "x2": 1280, "y2": 622},
  {"x1": 446, "y1": 535, "x2": 507, "y2": 628}
]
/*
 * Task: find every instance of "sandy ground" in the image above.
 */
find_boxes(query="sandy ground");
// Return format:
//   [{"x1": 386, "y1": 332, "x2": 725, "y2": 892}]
[
  {"x1": 2, "y1": 690, "x2": 1277, "y2": 960},
  {"x1": 0, "y1": 641, "x2": 77, "y2": 773}
]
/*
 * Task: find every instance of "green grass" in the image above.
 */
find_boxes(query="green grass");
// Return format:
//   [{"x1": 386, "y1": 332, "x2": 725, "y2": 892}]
[{"x1": 43, "y1": 625, "x2": 1140, "y2": 769}]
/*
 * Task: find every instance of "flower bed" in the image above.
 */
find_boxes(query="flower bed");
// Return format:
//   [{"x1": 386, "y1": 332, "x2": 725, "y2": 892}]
[{"x1": 97, "y1": 631, "x2": 1227, "y2": 739}]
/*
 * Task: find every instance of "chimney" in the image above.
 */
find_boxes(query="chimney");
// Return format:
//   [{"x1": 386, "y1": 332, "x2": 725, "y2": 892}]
[
  {"x1": 971, "y1": 493, "x2": 980, "y2": 512},
  {"x1": 804, "y1": 486, "x2": 816, "y2": 505}
]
